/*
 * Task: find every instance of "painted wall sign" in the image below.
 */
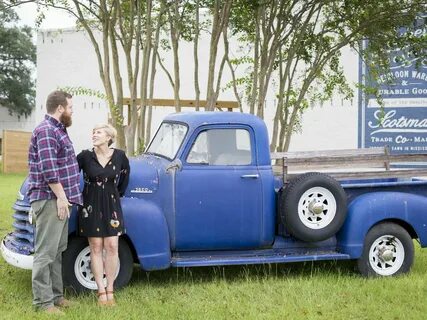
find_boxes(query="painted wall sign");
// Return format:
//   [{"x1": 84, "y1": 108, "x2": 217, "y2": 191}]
[{"x1": 359, "y1": 15, "x2": 427, "y2": 153}]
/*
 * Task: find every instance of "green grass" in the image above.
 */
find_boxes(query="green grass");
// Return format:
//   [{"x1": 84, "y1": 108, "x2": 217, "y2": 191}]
[{"x1": 1, "y1": 173, "x2": 427, "y2": 319}]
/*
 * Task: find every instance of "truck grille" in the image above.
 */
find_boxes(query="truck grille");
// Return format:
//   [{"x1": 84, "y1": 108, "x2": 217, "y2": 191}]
[{"x1": 3, "y1": 199, "x2": 34, "y2": 256}]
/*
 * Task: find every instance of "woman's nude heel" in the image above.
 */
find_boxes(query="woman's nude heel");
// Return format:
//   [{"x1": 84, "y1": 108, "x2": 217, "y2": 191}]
[
  {"x1": 97, "y1": 291, "x2": 109, "y2": 306},
  {"x1": 106, "y1": 291, "x2": 116, "y2": 306}
]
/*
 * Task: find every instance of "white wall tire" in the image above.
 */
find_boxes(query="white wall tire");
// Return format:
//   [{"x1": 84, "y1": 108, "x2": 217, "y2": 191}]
[{"x1": 357, "y1": 223, "x2": 414, "y2": 277}]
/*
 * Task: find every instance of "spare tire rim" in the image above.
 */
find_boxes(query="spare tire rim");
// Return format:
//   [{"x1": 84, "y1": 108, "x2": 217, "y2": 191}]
[
  {"x1": 298, "y1": 186, "x2": 337, "y2": 229},
  {"x1": 368, "y1": 235, "x2": 404, "y2": 276},
  {"x1": 74, "y1": 246, "x2": 120, "y2": 290}
]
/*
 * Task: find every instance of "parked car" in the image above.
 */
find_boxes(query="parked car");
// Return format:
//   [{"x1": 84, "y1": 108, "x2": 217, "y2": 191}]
[{"x1": 3, "y1": 112, "x2": 427, "y2": 292}]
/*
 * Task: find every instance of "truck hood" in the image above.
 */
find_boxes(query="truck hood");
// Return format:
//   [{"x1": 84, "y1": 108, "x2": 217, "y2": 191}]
[{"x1": 125, "y1": 154, "x2": 165, "y2": 197}]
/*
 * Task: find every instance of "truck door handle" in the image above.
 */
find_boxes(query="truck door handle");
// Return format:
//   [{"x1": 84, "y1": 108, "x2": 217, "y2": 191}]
[{"x1": 241, "y1": 174, "x2": 259, "y2": 179}]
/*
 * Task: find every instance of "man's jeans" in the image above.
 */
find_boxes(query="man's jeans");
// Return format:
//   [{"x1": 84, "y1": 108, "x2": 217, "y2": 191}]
[{"x1": 31, "y1": 199, "x2": 69, "y2": 309}]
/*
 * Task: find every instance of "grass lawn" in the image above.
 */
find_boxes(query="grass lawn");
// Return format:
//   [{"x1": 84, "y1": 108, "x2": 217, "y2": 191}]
[{"x1": 1, "y1": 172, "x2": 427, "y2": 319}]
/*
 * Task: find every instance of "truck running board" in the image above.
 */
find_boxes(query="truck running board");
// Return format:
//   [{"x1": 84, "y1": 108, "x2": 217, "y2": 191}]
[{"x1": 171, "y1": 251, "x2": 351, "y2": 267}]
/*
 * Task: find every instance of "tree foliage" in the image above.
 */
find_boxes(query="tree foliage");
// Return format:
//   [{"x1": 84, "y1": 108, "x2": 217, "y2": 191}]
[
  {"x1": 5, "y1": 0, "x2": 427, "y2": 153},
  {"x1": 0, "y1": 3, "x2": 36, "y2": 117},
  {"x1": 228, "y1": 0, "x2": 427, "y2": 151}
]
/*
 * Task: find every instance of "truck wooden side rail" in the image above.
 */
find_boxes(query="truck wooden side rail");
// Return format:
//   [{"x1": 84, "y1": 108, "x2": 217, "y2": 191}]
[{"x1": 272, "y1": 147, "x2": 427, "y2": 181}]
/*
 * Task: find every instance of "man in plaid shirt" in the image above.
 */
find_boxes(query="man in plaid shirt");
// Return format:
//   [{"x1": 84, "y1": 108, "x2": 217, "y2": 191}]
[{"x1": 28, "y1": 90, "x2": 82, "y2": 314}]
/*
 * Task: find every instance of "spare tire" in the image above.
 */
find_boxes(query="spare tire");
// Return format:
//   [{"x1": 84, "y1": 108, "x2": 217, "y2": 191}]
[{"x1": 280, "y1": 172, "x2": 347, "y2": 242}]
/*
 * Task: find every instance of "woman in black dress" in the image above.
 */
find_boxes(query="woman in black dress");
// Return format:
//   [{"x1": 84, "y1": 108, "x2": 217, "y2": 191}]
[{"x1": 77, "y1": 123, "x2": 130, "y2": 306}]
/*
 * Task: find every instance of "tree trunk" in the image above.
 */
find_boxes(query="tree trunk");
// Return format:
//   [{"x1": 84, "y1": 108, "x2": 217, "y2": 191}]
[
  {"x1": 117, "y1": 0, "x2": 141, "y2": 156},
  {"x1": 270, "y1": 50, "x2": 285, "y2": 152},
  {"x1": 206, "y1": 0, "x2": 232, "y2": 111},
  {"x1": 213, "y1": 28, "x2": 229, "y2": 105},
  {"x1": 71, "y1": 0, "x2": 126, "y2": 149},
  {"x1": 146, "y1": 2, "x2": 165, "y2": 143},
  {"x1": 249, "y1": 6, "x2": 261, "y2": 115},
  {"x1": 101, "y1": 1, "x2": 125, "y2": 149},
  {"x1": 165, "y1": 0, "x2": 181, "y2": 112},
  {"x1": 109, "y1": 7, "x2": 125, "y2": 151},
  {"x1": 225, "y1": 32, "x2": 242, "y2": 112},
  {"x1": 138, "y1": 0, "x2": 153, "y2": 150},
  {"x1": 193, "y1": 0, "x2": 200, "y2": 111}
]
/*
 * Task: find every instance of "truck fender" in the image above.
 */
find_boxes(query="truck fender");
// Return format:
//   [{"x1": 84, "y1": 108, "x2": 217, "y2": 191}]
[
  {"x1": 121, "y1": 197, "x2": 171, "y2": 270},
  {"x1": 337, "y1": 192, "x2": 427, "y2": 258}
]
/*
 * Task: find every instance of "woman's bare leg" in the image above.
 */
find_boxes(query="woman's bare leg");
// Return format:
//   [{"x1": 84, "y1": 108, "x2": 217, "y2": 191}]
[
  {"x1": 103, "y1": 236, "x2": 119, "y2": 301},
  {"x1": 88, "y1": 237, "x2": 106, "y2": 301}
]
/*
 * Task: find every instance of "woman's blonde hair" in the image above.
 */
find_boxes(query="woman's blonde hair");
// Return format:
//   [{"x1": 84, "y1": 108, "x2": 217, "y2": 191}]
[{"x1": 93, "y1": 123, "x2": 117, "y2": 146}]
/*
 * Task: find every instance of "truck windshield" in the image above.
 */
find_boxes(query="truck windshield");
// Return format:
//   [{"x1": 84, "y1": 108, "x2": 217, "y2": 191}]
[{"x1": 146, "y1": 122, "x2": 188, "y2": 160}]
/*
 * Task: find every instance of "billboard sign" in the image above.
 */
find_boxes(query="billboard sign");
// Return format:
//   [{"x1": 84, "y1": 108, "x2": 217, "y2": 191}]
[{"x1": 359, "y1": 15, "x2": 427, "y2": 153}]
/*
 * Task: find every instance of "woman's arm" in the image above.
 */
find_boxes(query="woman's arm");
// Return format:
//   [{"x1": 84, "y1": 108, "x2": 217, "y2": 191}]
[
  {"x1": 76, "y1": 150, "x2": 85, "y2": 171},
  {"x1": 117, "y1": 151, "x2": 130, "y2": 196}
]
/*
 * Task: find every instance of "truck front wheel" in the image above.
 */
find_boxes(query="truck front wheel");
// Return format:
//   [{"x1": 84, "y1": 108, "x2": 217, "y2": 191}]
[
  {"x1": 357, "y1": 223, "x2": 414, "y2": 277},
  {"x1": 63, "y1": 237, "x2": 134, "y2": 293}
]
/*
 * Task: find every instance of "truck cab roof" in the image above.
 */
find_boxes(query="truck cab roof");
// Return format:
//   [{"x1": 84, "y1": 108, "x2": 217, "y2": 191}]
[{"x1": 162, "y1": 112, "x2": 271, "y2": 166}]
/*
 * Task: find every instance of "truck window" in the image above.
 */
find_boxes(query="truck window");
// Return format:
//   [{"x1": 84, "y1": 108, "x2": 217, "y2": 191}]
[
  {"x1": 146, "y1": 122, "x2": 188, "y2": 160},
  {"x1": 187, "y1": 128, "x2": 252, "y2": 165}
]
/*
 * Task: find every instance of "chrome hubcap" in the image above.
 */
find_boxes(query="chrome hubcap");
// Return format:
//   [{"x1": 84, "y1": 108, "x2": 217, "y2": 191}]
[
  {"x1": 308, "y1": 201, "x2": 325, "y2": 215},
  {"x1": 378, "y1": 246, "x2": 394, "y2": 262}
]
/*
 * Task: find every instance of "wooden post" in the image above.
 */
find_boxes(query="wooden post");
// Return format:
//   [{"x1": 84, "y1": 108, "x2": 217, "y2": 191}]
[
  {"x1": 123, "y1": 98, "x2": 239, "y2": 125},
  {"x1": 384, "y1": 145, "x2": 391, "y2": 171},
  {"x1": 122, "y1": 98, "x2": 239, "y2": 110},
  {"x1": 282, "y1": 157, "x2": 289, "y2": 183},
  {"x1": 1, "y1": 132, "x2": 4, "y2": 173}
]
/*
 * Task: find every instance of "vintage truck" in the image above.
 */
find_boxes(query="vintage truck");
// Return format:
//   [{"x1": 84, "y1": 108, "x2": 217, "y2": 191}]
[{"x1": 2, "y1": 111, "x2": 427, "y2": 292}]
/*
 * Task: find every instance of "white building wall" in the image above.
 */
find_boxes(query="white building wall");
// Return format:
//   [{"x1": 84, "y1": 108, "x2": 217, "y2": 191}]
[
  {"x1": 36, "y1": 29, "x2": 109, "y2": 152},
  {"x1": 287, "y1": 46, "x2": 359, "y2": 151},
  {"x1": 36, "y1": 28, "x2": 359, "y2": 154},
  {"x1": 0, "y1": 106, "x2": 35, "y2": 138}
]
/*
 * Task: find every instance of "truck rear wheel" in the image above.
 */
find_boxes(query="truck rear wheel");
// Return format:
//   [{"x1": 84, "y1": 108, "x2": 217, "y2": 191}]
[
  {"x1": 357, "y1": 223, "x2": 414, "y2": 277},
  {"x1": 63, "y1": 237, "x2": 133, "y2": 293},
  {"x1": 280, "y1": 172, "x2": 347, "y2": 242}
]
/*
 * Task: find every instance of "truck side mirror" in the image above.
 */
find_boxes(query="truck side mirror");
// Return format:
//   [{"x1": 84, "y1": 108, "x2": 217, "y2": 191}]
[{"x1": 166, "y1": 159, "x2": 183, "y2": 173}]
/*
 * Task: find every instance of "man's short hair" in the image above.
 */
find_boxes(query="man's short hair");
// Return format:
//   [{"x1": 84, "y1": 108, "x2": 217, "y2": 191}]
[{"x1": 46, "y1": 90, "x2": 72, "y2": 114}]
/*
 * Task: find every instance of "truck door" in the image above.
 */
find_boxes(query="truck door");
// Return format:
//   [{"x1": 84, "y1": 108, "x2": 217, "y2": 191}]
[{"x1": 174, "y1": 125, "x2": 263, "y2": 250}]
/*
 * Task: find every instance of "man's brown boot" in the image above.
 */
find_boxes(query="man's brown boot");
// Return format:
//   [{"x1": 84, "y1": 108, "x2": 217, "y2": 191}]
[
  {"x1": 43, "y1": 306, "x2": 65, "y2": 315},
  {"x1": 55, "y1": 298, "x2": 74, "y2": 308}
]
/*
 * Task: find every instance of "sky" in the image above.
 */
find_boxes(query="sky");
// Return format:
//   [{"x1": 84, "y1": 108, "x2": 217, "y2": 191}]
[{"x1": 14, "y1": 2, "x2": 76, "y2": 29}]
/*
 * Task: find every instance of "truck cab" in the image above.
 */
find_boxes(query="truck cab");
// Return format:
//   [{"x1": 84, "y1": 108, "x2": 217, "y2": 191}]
[{"x1": 130, "y1": 112, "x2": 275, "y2": 251}]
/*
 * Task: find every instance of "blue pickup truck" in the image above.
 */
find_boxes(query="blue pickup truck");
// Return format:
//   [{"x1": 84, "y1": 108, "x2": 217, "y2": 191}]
[{"x1": 2, "y1": 112, "x2": 427, "y2": 292}]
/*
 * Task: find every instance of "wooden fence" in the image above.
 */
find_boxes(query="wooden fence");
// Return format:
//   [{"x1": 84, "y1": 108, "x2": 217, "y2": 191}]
[
  {"x1": 122, "y1": 98, "x2": 240, "y2": 125},
  {"x1": 1, "y1": 130, "x2": 31, "y2": 174}
]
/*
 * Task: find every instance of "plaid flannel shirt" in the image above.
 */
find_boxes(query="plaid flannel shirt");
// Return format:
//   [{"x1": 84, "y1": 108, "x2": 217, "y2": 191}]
[{"x1": 28, "y1": 115, "x2": 83, "y2": 205}]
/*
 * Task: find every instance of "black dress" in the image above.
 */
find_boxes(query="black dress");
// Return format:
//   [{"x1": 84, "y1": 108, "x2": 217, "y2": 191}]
[{"x1": 77, "y1": 148, "x2": 130, "y2": 237}]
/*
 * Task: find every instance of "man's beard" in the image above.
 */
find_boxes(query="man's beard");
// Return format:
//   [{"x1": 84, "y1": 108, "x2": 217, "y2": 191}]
[{"x1": 60, "y1": 112, "x2": 72, "y2": 127}]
